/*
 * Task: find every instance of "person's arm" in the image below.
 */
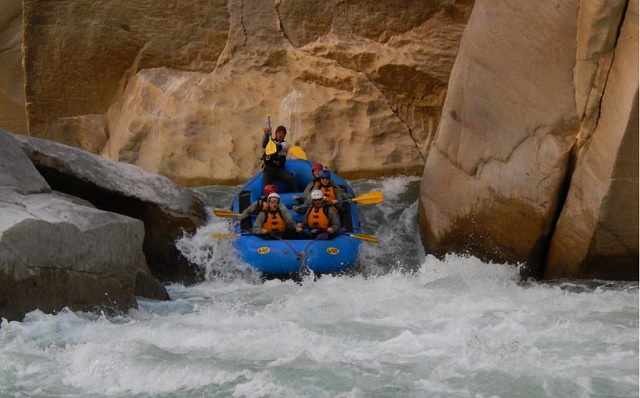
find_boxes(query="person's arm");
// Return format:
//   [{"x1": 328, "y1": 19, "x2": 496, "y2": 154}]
[
  {"x1": 331, "y1": 181, "x2": 345, "y2": 201},
  {"x1": 296, "y1": 209, "x2": 309, "y2": 231},
  {"x1": 328, "y1": 207, "x2": 341, "y2": 233},
  {"x1": 252, "y1": 212, "x2": 266, "y2": 234},
  {"x1": 278, "y1": 141, "x2": 289, "y2": 155},
  {"x1": 281, "y1": 208, "x2": 298, "y2": 231},
  {"x1": 239, "y1": 201, "x2": 259, "y2": 221},
  {"x1": 302, "y1": 181, "x2": 314, "y2": 198}
]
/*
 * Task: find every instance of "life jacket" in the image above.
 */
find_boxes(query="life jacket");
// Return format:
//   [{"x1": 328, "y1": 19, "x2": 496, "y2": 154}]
[
  {"x1": 306, "y1": 206, "x2": 331, "y2": 230},
  {"x1": 262, "y1": 210, "x2": 286, "y2": 232},
  {"x1": 263, "y1": 139, "x2": 287, "y2": 167},
  {"x1": 320, "y1": 185, "x2": 337, "y2": 202}
]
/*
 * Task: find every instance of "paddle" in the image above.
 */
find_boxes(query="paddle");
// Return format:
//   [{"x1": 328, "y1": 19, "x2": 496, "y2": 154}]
[
  {"x1": 210, "y1": 233, "x2": 242, "y2": 239},
  {"x1": 344, "y1": 233, "x2": 379, "y2": 243},
  {"x1": 212, "y1": 209, "x2": 241, "y2": 218},
  {"x1": 265, "y1": 115, "x2": 277, "y2": 155},
  {"x1": 296, "y1": 191, "x2": 385, "y2": 210},
  {"x1": 289, "y1": 146, "x2": 307, "y2": 160},
  {"x1": 341, "y1": 191, "x2": 383, "y2": 205}
]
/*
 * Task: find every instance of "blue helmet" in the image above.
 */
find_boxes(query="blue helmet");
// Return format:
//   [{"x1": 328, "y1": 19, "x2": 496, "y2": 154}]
[{"x1": 319, "y1": 170, "x2": 331, "y2": 179}]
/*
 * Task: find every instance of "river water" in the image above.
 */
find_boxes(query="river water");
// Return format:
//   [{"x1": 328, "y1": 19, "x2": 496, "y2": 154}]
[{"x1": 1, "y1": 177, "x2": 637, "y2": 397}]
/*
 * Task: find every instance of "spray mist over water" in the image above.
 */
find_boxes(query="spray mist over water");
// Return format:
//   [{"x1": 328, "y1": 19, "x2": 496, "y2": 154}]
[{"x1": 279, "y1": 90, "x2": 304, "y2": 147}]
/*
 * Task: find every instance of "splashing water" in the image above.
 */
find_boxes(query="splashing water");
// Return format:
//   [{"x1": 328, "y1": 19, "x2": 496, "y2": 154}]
[
  {"x1": 279, "y1": 90, "x2": 304, "y2": 146},
  {"x1": 1, "y1": 177, "x2": 637, "y2": 397}
]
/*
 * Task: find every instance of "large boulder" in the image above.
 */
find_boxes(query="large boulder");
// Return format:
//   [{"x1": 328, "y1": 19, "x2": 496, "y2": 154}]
[
  {"x1": 0, "y1": 131, "x2": 143, "y2": 321},
  {"x1": 18, "y1": 0, "x2": 472, "y2": 184},
  {"x1": 12, "y1": 132, "x2": 209, "y2": 283},
  {"x1": 418, "y1": 0, "x2": 638, "y2": 279},
  {"x1": 545, "y1": 0, "x2": 639, "y2": 280}
]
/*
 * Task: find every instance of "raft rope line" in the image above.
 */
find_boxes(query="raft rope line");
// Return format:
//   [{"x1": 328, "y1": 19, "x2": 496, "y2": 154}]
[{"x1": 258, "y1": 230, "x2": 321, "y2": 274}]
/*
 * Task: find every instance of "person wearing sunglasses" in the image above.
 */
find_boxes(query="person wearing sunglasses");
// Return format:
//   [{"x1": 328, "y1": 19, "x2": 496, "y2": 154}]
[
  {"x1": 298, "y1": 163, "x2": 342, "y2": 201},
  {"x1": 293, "y1": 169, "x2": 345, "y2": 214},
  {"x1": 252, "y1": 193, "x2": 301, "y2": 237}
]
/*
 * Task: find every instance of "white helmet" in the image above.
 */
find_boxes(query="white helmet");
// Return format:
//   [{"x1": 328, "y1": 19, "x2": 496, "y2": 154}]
[
  {"x1": 310, "y1": 190, "x2": 324, "y2": 200},
  {"x1": 267, "y1": 193, "x2": 280, "y2": 201}
]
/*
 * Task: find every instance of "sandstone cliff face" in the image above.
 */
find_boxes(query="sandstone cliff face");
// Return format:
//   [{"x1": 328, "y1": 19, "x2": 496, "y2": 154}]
[
  {"x1": 419, "y1": 0, "x2": 638, "y2": 279},
  {"x1": 18, "y1": 0, "x2": 472, "y2": 185},
  {"x1": 0, "y1": 0, "x2": 26, "y2": 134}
]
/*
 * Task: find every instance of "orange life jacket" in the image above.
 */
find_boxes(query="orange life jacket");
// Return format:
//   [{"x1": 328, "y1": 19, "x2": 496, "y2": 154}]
[
  {"x1": 320, "y1": 186, "x2": 337, "y2": 202},
  {"x1": 262, "y1": 210, "x2": 286, "y2": 232},
  {"x1": 306, "y1": 206, "x2": 330, "y2": 230}
]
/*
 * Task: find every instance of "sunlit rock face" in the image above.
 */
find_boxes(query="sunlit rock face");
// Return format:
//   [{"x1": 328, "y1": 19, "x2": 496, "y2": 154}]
[
  {"x1": 419, "y1": 0, "x2": 638, "y2": 280},
  {"x1": 545, "y1": 0, "x2": 638, "y2": 280},
  {"x1": 20, "y1": 0, "x2": 472, "y2": 184}
]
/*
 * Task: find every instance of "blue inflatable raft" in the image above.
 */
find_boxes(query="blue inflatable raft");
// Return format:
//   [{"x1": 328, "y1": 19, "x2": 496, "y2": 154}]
[{"x1": 230, "y1": 159, "x2": 363, "y2": 276}]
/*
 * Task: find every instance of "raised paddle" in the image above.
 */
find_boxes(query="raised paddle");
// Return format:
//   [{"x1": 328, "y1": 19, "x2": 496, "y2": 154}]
[
  {"x1": 265, "y1": 115, "x2": 278, "y2": 156},
  {"x1": 212, "y1": 209, "x2": 241, "y2": 218}
]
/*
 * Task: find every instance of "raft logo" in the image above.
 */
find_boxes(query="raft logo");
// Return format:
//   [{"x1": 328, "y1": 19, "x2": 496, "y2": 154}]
[
  {"x1": 326, "y1": 247, "x2": 339, "y2": 255},
  {"x1": 257, "y1": 247, "x2": 270, "y2": 254}
]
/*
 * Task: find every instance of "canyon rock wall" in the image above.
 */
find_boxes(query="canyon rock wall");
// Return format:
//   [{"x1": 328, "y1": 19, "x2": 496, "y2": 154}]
[
  {"x1": 16, "y1": 0, "x2": 472, "y2": 185},
  {"x1": 419, "y1": 0, "x2": 638, "y2": 279},
  {"x1": 0, "y1": 0, "x2": 26, "y2": 134}
]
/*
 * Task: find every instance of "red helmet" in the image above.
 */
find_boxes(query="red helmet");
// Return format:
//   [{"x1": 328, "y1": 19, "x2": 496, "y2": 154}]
[
  {"x1": 311, "y1": 163, "x2": 324, "y2": 171},
  {"x1": 263, "y1": 184, "x2": 278, "y2": 196}
]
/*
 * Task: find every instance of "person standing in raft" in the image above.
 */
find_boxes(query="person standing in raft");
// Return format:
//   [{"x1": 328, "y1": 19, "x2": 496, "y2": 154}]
[
  {"x1": 296, "y1": 190, "x2": 341, "y2": 240},
  {"x1": 262, "y1": 124, "x2": 300, "y2": 193},
  {"x1": 252, "y1": 193, "x2": 301, "y2": 238}
]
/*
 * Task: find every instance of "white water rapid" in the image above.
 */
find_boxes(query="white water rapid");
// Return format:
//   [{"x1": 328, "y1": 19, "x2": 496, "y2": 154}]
[{"x1": 1, "y1": 177, "x2": 637, "y2": 397}]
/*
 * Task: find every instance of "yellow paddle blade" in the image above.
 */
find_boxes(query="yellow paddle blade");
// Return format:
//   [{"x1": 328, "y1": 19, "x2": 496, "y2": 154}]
[
  {"x1": 289, "y1": 146, "x2": 307, "y2": 160},
  {"x1": 351, "y1": 191, "x2": 384, "y2": 205},
  {"x1": 210, "y1": 233, "x2": 241, "y2": 239},
  {"x1": 213, "y1": 209, "x2": 241, "y2": 218},
  {"x1": 265, "y1": 138, "x2": 278, "y2": 155},
  {"x1": 346, "y1": 233, "x2": 379, "y2": 243}
]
